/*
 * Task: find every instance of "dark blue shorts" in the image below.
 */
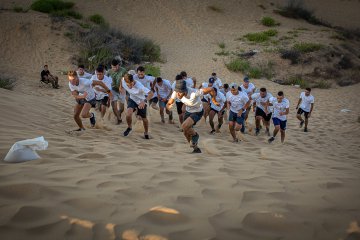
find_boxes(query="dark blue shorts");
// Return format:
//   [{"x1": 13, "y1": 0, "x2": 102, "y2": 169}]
[
  {"x1": 127, "y1": 98, "x2": 147, "y2": 118},
  {"x1": 76, "y1": 97, "x2": 96, "y2": 108},
  {"x1": 201, "y1": 98, "x2": 209, "y2": 103},
  {"x1": 297, "y1": 108, "x2": 309, "y2": 118},
  {"x1": 210, "y1": 107, "x2": 225, "y2": 116},
  {"x1": 158, "y1": 99, "x2": 168, "y2": 108},
  {"x1": 272, "y1": 117, "x2": 287, "y2": 130},
  {"x1": 184, "y1": 109, "x2": 204, "y2": 126},
  {"x1": 229, "y1": 110, "x2": 245, "y2": 125}
]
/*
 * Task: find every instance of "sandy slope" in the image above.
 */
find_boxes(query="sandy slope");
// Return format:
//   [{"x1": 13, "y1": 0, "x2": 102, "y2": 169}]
[{"x1": 0, "y1": 0, "x2": 360, "y2": 240}]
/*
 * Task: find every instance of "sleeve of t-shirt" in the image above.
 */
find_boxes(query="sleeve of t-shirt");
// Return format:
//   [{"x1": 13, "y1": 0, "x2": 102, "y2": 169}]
[
  {"x1": 226, "y1": 92, "x2": 231, "y2": 101},
  {"x1": 220, "y1": 92, "x2": 226, "y2": 103},
  {"x1": 170, "y1": 91, "x2": 177, "y2": 100},
  {"x1": 217, "y1": 79, "x2": 223, "y2": 87},
  {"x1": 147, "y1": 76, "x2": 155, "y2": 83},
  {"x1": 300, "y1": 92, "x2": 304, "y2": 99},
  {"x1": 69, "y1": 82, "x2": 75, "y2": 91},
  {"x1": 311, "y1": 96, "x2": 314, "y2": 103},
  {"x1": 243, "y1": 93, "x2": 249, "y2": 103},
  {"x1": 83, "y1": 78, "x2": 93, "y2": 88},
  {"x1": 251, "y1": 93, "x2": 258, "y2": 101},
  {"x1": 139, "y1": 82, "x2": 151, "y2": 95},
  {"x1": 90, "y1": 75, "x2": 97, "y2": 81},
  {"x1": 285, "y1": 99, "x2": 290, "y2": 108},
  {"x1": 165, "y1": 80, "x2": 172, "y2": 90},
  {"x1": 194, "y1": 89, "x2": 204, "y2": 98}
]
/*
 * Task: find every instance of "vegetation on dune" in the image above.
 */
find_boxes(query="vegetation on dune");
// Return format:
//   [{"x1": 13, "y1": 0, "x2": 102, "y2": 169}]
[
  {"x1": 144, "y1": 65, "x2": 161, "y2": 77},
  {"x1": 0, "y1": 77, "x2": 16, "y2": 90},
  {"x1": 261, "y1": 16, "x2": 279, "y2": 27},
  {"x1": 226, "y1": 59, "x2": 274, "y2": 79},
  {"x1": 293, "y1": 42, "x2": 324, "y2": 53},
  {"x1": 31, "y1": 0, "x2": 74, "y2": 13},
  {"x1": 89, "y1": 14, "x2": 106, "y2": 25},
  {"x1": 244, "y1": 29, "x2": 278, "y2": 43}
]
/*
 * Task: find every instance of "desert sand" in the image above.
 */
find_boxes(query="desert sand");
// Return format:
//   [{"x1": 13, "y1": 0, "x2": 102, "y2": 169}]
[{"x1": 0, "y1": 1, "x2": 360, "y2": 240}]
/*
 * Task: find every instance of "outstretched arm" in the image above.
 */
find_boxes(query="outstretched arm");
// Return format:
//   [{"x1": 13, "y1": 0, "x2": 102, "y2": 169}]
[{"x1": 202, "y1": 87, "x2": 220, "y2": 106}]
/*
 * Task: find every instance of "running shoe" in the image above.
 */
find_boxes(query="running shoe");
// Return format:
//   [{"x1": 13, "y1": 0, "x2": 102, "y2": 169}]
[
  {"x1": 90, "y1": 112, "x2": 96, "y2": 127},
  {"x1": 123, "y1": 127, "x2": 132, "y2": 136},
  {"x1": 268, "y1": 137, "x2": 275, "y2": 143},
  {"x1": 190, "y1": 133, "x2": 199, "y2": 147}
]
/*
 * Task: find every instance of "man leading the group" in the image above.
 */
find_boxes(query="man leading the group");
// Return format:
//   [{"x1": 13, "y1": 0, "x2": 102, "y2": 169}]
[
  {"x1": 91, "y1": 66, "x2": 112, "y2": 119},
  {"x1": 251, "y1": 87, "x2": 273, "y2": 136},
  {"x1": 167, "y1": 79, "x2": 219, "y2": 153}
]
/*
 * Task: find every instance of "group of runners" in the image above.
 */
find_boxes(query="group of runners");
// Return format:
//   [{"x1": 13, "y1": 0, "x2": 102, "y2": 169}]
[{"x1": 68, "y1": 59, "x2": 315, "y2": 153}]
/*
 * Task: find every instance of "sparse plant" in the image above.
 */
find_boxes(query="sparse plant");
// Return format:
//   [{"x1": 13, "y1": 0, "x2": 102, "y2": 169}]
[
  {"x1": 207, "y1": 5, "x2": 223, "y2": 13},
  {"x1": 280, "y1": 49, "x2": 301, "y2": 64},
  {"x1": 244, "y1": 29, "x2": 278, "y2": 42},
  {"x1": 50, "y1": 9, "x2": 82, "y2": 19},
  {"x1": 0, "y1": 77, "x2": 16, "y2": 90},
  {"x1": 285, "y1": 75, "x2": 310, "y2": 88},
  {"x1": 293, "y1": 42, "x2": 323, "y2": 53},
  {"x1": 144, "y1": 64, "x2": 161, "y2": 77},
  {"x1": 215, "y1": 50, "x2": 230, "y2": 56},
  {"x1": 79, "y1": 22, "x2": 91, "y2": 29},
  {"x1": 313, "y1": 79, "x2": 331, "y2": 89},
  {"x1": 31, "y1": 0, "x2": 74, "y2": 13},
  {"x1": 89, "y1": 14, "x2": 106, "y2": 25},
  {"x1": 218, "y1": 42, "x2": 226, "y2": 49},
  {"x1": 273, "y1": 0, "x2": 324, "y2": 26},
  {"x1": 226, "y1": 59, "x2": 250, "y2": 72},
  {"x1": 261, "y1": 16, "x2": 277, "y2": 27}
]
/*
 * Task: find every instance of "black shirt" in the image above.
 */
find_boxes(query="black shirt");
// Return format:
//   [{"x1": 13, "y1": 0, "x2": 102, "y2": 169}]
[{"x1": 41, "y1": 70, "x2": 50, "y2": 80}]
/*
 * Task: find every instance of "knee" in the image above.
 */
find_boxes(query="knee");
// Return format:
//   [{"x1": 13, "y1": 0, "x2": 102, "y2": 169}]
[{"x1": 80, "y1": 113, "x2": 88, "y2": 119}]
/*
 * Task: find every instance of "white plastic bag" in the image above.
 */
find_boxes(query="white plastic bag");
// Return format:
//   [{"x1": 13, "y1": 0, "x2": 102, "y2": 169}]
[{"x1": 4, "y1": 136, "x2": 48, "y2": 163}]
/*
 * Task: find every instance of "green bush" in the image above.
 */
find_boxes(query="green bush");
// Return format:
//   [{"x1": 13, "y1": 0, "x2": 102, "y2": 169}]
[
  {"x1": 144, "y1": 65, "x2": 161, "y2": 77},
  {"x1": 274, "y1": 0, "x2": 324, "y2": 26},
  {"x1": 0, "y1": 78, "x2": 16, "y2": 90},
  {"x1": 248, "y1": 67, "x2": 262, "y2": 78},
  {"x1": 244, "y1": 29, "x2": 278, "y2": 42},
  {"x1": 284, "y1": 75, "x2": 310, "y2": 88},
  {"x1": 89, "y1": 14, "x2": 106, "y2": 25},
  {"x1": 218, "y1": 42, "x2": 226, "y2": 49},
  {"x1": 261, "y1": 16, "x2": 277, "y2": 27},
  {"x1": 50, "y1": 9, "x2": 82, "y2": 19},
  {"x1": 215, "y1": 50, "x2": 230, "y2": 56},
  {"x1": 142, "y1": 40, "x2": 161, "y2": 62},
  {"x1": 226, "y1": 59, "x2": 250, "y2": 72},
  {"x1": 293, "y1": 42, "x2": 323, "y2": 53},
  {"x1": 31, "y1": 0, "x2": 74, "y2": 13},
  {"x1": 79, "y1": 22, "x2": 91, "y2": 29}
]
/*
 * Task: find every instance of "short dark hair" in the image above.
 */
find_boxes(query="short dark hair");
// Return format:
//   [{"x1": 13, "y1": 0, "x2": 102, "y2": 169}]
[
  {"x1": 137, "y1": 66, "x2": 145, "y2": 72},
  {"x1": 223, "y1": 83, "x2": 229, "y2": 89},
  {"x1": 156, "y1": 77, "x2": 163, "y2": 83},
  {"x1": 180, "y1": 71, "x2": 187, "y2": 77},
  {"x1": 211, "y1": 72, "x2": 216, "y2": 76},
  {"x1": 96, "y1": 65, "x2": 104, "y2": 73},
  {"x1": 125, "y1": 73, "x2": 134, "y2": 82},
  {"x1": 175, "y1": 74, "x2": 183, "y2": 80},
  {"x1": 78, "y1": 64, "x2": 85, "y2": 69},
  {"x1": 260, "y1": 87, "x2": 267, "y2": 92},
  {"x1": 111, "y1": 59, "x2": 120, "y2": 66},
  {"x1": 44, "y1": 64, "x2": 48, "y2": 67},
  {"x1": 306, "y1": 87, "x2": 311, "y2": 92},
  {"x1": 278, "y1": 91, "x2": 284, "y2": 96}
]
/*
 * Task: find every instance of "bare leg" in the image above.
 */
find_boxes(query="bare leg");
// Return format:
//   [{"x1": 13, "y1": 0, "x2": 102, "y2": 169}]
[
  {"x1": 297, "y1": 114, "x2": 303, "y2": 122},
  {"x1": 229, "y1": 121, "x2": 236, "y2": 141},
  {"x1": 111, "y1": 101, "x2": 122, "y2": 123},
  {"x1": 182, "y1": 117, "x2": 196, "y2": 143},
  {"x1": 305, "y1": 117, "x2": 309, "y2": 129},
  {"x1": 126, "y1": 108, "x2": 134, "y2": 128},
  {"x1": 142, "y1": 118, "x2": 149, "y2": 134},
  {"x1": 280, "y1": 129, "x2": 286, "y2": 143},
  {"x1": 272, "y1": 125, "x2": 280, "y2": 138},
  {"x1": 209, "y1": 110, "x2": 216, "y2": 131},
  {"x1": 74, "y1": 104, "x2": 84, "y2": 129},
  {"x1": 160, "y1": 107, "x2": 165, "y2": 123},
  {"x1": 100, "y1": 104, "x2": 107, "y2": 118}
]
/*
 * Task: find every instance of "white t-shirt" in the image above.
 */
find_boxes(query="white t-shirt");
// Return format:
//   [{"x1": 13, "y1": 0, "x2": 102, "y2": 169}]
[
  {"x1": 68, "y1": 78, "x2": 96, "y2": 101},
  {"x1": 133, "y1": 74, "x2": 155, "y2": 90},
  {"x1": 200, "y1": 82, "x2": 211, "y2": 100},
  {"x1": 270, "y1": 97, "x2": 290, "y2": 121},
  {"x1": 210, "y1": 91, "x2": 226, "y2": 112},
  {"x1": 122, "y1": 79, "x2": 150, "y2": 104},
  {"x1": 214, "y1": 77, "x2": 223, "y2": 89},
  {"x1": 226, "y1": 91, "x2": 249, "y2": 113},
  {"x1": 172, "y1": 81, "x2": 181, "y2": 103},
  {"x1": 251, "y1": 92, "x2": 273, "y2": 112},
  {"x1": 299, "y1": 92, "x2": 314, "y2": 112},
  {"x1": 185, "y1": 77, "x2": 195, "y2": 88},
  {"x1": 240, "y1": 83, "x2": 256, "y2": 96},
  {"x1": 76, "y1": 71, "x2": 92, "y2": 79},
  {"x1": 171, "y1": 87, "x2": 204, "y2": 113},
  {"x1": 155, "y1": 79, "x2": 172, "y2": 99},
  {"x1": 90, "y1": 75, "x2": 112, "y2": 100}
]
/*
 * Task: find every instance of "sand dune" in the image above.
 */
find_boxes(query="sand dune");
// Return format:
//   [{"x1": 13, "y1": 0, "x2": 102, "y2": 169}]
[{"x1": 1, "y1": 0, "x2": 360, "y2": 239}]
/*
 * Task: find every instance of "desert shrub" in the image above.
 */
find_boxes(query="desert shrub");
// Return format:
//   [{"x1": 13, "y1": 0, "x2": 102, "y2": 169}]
[
  {"x1": 79, "y1": 22, "x2": 91, "y2": 29},
  {"x1": 280, "y1": 49, "x2": 301, "y2": 64},
  {"x1": 13, "y1": 6, "x2": 25, "y2": 12},
  {"x1": 215, "y1": 50, "x2": 230, "y2": 56},
  {"x1": 293, "y1": 42, "x2": 323, "y2": 53},
  {"x1": 226, "y1": 59, "x2": 250, "y2": 72},
  {"x1": 283, "y1": 75, "x2": 310, "y2": 88},
  {"x1": 244, "y1": 29, "x2": 278, "y2": 42},
  {"x1": 207, "y1": 5, "x2": 223, "y2": 13},
  {"x1": 0, "y1": 77, "x2": 16, "y2": 90},
  {"x1": 273, "y1": 0, "x2": 323, "y2": 26},
  {"x1": 337, "y1": 56, "x2": 353, "y2": 69},
  {"x1": 31, "y1": 0, "x2": 74, "y2": 13},
  {"x1": 313, "y1": 79, "x2": 331, "y2": 89},
  {"x1": 76, "y1": 27, "x2": 161, "y2": 70},
  {"x1": 50, "y1": 9, "x2": 82, "y2": 19},
  {"x1": 144, "y1": 65, "x2": 161, "y2": 77},
  {"x1": 261, "y1": 16, "x2": 277, "y2": 27},
  {"x1": 89, "y1": 14, "x2": 106, "y2": 25},
  {"x1": 248, "y1": 67, "x2": 262, "y2": 78},
  {"x1": 218, "y1": 42, "x2": 225, "y2": 49}
]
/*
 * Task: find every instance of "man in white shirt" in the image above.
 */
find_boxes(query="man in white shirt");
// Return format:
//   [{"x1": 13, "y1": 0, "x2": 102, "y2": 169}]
[
  {"x1": 199, "y1": 77, "x2": 216, "y2": 122},
  {"x1": 296, "y1": 88, "x2": 314, "y2": 132},
  {"x1": 133, "y1": 66, "x2": 158, "y2": 110},
  {"x1": 211, "y1": 72, "x2": 223, "y2": 89},
  {"x1": 68, "y1": 70, "x2": 112, "y2": 131},
  {"x1": 209, "y1": 88, "x2": 226, "y2": 134},
  {"x1": 252, "y1": 87, "x2": 273, "y2": 136},
  {"x1": 226, "y1": 83, "x2": 251, "y2": 142},
  {"x1": 180, "y1": 71, "x2": 197, "y2": 88},
  {"x1": 90, "y1": 66, "x2": 112, "y2": 119},
  {"x1": 171, "y1": 75, "x2": 186, "y2": 125},
  {"x1": 268, "y1": 91, "x2": 290, "y2": 144},
  {"x1": 240, "y1": 76, "x2": 256, "y2": 133},
  {"x1": 154, "y1": 77, "x2": 173, "y2": 123},
  {"x1": 120, "y1": 74, "x2": 154, "y2": 139},
  {"x1": 76, "y1": 65, "x2": 92, "y2": 79},
  {"x1": 167, "y1": 80, "x2": 219, "y2": 153}
]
